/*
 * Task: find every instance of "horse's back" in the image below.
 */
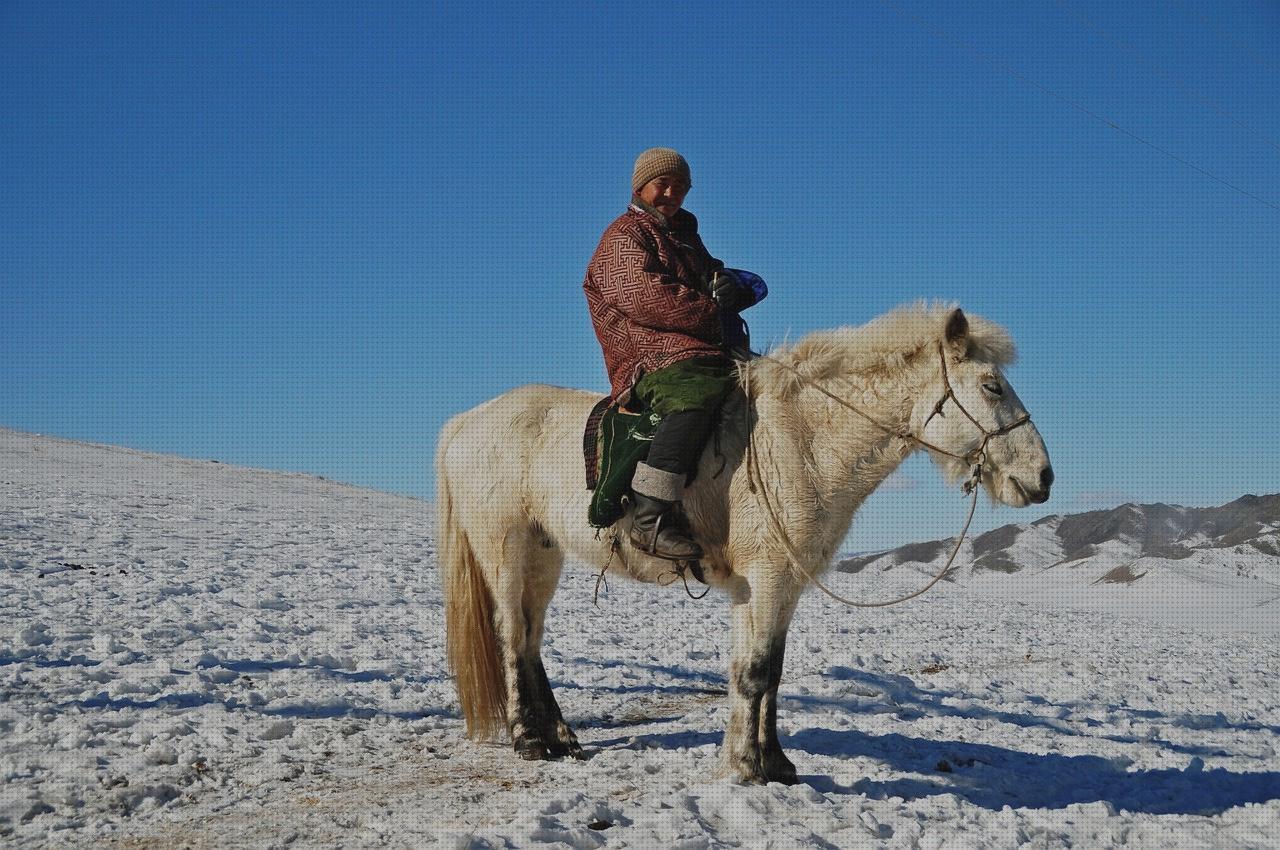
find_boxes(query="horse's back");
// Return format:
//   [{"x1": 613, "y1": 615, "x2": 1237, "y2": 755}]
[
  {"x1": 440, "y1": 384, "x2": 598, "y2": 454},
  {"x1": 437, "y1": 384, "x2": 601, "y2": 527}
]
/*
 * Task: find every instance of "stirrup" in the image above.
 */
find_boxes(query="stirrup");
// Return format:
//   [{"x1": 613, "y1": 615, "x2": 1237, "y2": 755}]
[
  {"x1": 632, "y1": 515, "x2": 702, "y2": 562},
  {"x1": 642, "y1": 510, "x2": 666, "y2": 557},
  {"x1": 673, "y1": 559, "x2": 710, "y2": 599},
  {"x1": 679, "y1": 559, "x2": 708, "y2": 585}
]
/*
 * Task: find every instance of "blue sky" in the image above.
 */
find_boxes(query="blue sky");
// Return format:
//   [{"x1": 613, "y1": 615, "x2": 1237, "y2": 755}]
[{"x1": 3, "y1": 1, "x2": 1277, "y2": 551}]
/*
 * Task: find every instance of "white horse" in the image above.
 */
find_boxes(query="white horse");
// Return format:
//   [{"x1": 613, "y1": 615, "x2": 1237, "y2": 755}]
[{"x1": 436, "y1": 305, "x2": 1052, "y2": 784}]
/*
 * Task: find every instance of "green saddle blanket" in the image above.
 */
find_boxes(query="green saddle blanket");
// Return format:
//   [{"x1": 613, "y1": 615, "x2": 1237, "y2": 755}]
[{"x1": 586, "y1": 401, "x2": 662, "y2": 528}]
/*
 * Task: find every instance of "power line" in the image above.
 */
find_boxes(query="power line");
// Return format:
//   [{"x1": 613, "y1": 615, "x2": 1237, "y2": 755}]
[
  {"x1": 1054, "y1": 0, "x2": 1280, "y2": 158},
  {"x1": 879, "y1": 0, "x2": 1280, "y2": 214},
  {"x1": 1171, "y1": 0, "x2": 1280, "y2": 74}
]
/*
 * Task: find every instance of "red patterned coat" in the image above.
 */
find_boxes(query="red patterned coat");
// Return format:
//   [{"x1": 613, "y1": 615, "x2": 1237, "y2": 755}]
[{"x1": 584, "y1": 203, "x2": 726, "y2": 401}]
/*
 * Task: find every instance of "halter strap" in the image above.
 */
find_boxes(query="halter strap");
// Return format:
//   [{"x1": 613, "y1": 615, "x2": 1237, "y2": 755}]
[{"x1": 758, "y1": 342, "x2": 1033, "y2": 474}]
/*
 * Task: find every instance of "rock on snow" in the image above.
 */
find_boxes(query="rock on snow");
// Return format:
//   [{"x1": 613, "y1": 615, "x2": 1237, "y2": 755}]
[{"x1": 1, "y1": 428, "x2": 1278, "y2": 848}]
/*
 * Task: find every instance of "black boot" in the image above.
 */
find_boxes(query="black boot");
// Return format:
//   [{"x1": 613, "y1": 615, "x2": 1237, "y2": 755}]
[{"x1": 629, "y1": 492, "x2": 704, "y2": 561}]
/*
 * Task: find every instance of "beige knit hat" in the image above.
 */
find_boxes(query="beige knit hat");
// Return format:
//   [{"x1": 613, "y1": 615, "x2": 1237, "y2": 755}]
[{"x1": 631, "y1": 147, "x2": 692, "y2": 193}]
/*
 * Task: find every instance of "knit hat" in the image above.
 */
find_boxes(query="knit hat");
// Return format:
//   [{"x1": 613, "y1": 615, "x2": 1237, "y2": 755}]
[{"x1": 631, "y1": 147, "x2": 692, "y2": 193}]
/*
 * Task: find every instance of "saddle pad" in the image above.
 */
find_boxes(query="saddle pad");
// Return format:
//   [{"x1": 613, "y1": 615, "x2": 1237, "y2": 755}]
[
  {"x1": 583, "y1": 396, "x2": 611, "y2": 490},
  {"x1": 585, "y1": 402, "x2": 662, "y2": 528}
]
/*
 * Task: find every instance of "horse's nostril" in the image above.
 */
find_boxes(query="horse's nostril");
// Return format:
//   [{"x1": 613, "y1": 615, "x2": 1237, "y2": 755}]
[{"x1": 1040, "y1": 466, "x2": 1055, "y2": 490}]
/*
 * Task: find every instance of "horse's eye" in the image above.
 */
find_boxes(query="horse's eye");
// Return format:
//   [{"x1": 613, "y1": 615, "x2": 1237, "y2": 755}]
[{"x1": 983, "y1": 382, "x2": 1003, "y2": 397}]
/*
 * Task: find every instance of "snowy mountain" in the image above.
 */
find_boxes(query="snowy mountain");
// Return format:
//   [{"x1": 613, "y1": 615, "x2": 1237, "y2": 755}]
[
  {"x1": 2, "y1": 428, "x2": 1278, "y2": 847},
  {"x1": 838, "y1": 495, "x2": 1280, "y2": 577},
  {"x1": 835, "y1": 496, "x2": 1280, "y2": 634}
]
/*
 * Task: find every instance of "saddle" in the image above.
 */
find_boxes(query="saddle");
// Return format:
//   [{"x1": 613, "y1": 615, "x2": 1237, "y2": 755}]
[{"x1": 583, "y1": 397, "x2": 662, "y2": 528}]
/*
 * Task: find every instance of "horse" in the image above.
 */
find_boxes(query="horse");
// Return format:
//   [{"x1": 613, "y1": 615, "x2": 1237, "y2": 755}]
[{"x1": 436, "y1": 305, "x2": 1052, "y2": 785}]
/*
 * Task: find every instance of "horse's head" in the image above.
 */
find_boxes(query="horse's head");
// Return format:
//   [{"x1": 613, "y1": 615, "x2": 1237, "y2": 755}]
[{"x1": 911, "y1": 309, "x2": 1053, "y2": 507}]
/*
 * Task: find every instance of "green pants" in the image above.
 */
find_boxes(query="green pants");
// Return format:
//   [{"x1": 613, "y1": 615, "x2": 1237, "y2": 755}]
[
  {"x1": 632, "y1": 356, "x2": 738, "y2": 417},
  {"x1": 633, "y1": 356, "x2": 738, "y2": 480}
]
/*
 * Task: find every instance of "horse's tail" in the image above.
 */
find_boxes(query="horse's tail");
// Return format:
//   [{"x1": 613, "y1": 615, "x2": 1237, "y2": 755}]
[{"x1": 437, "y1": 422, "x2": 508, "y2": 740}]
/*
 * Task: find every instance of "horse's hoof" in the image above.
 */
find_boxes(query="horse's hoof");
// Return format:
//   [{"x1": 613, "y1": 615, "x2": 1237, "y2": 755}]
[
  {"x1": 765, "y1": 754, "x2": 799, "y2": 785},
  {"x1": 545, "y1": 738, "x2": 585, "y2": 761},
  {"x1": 768, "y1": 765, "x2": 799, "y2": 786},
  {"x1": 728, "y1": 752, "x2": 795, "y2": 784},
  {"x1": 552, "y1": 722, "x2": 585, "y2": 760},
  {"x1": 514, "y1": 737, "x2": 550, "y2": 761},
  {"x1": 726, "y1": 756, "x2": 770, "y2": 785}
]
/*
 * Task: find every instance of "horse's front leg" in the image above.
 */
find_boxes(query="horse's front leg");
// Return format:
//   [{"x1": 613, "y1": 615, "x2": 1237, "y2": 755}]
[
  {"x1": 720, "y1": 571, "x2": 801, "y2": 785},
  {"x1": 759, "y1": 637, "x2": 797, "y2": 784}
]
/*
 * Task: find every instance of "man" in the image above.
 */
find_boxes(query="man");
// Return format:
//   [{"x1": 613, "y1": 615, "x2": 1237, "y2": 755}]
[{"x1": 583, "y1": 147, "x2": 767, "y2": 561}]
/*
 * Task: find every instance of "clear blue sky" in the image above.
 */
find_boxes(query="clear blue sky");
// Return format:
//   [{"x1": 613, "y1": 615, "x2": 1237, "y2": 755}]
[{"x1": 3, "y1": 1, "x2": 1277, "y2": 551}]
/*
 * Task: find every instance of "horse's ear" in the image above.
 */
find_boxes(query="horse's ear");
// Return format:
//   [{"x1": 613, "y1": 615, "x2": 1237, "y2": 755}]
[{"x1": 944, "y1": 308, "x2": 969, "y2": 357}]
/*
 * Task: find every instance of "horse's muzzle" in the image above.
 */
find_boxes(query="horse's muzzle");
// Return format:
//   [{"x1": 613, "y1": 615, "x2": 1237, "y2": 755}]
[
  {"x1": 1025, "y1": 465, "x2": 1054, "y2": 504},
  {"x1": 1006, "y1": 465, "x2": 1053, "y2": 505}
]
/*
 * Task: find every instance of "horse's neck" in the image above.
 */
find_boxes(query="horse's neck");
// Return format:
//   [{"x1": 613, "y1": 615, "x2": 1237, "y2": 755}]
[{"x1": 755, "y1": 355, "x2": 924, "y2": 524}]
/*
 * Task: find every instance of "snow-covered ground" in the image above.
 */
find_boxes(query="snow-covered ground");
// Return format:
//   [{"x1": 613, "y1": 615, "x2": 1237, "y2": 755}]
[{"x1": 2, "y1": 428, "x2": 1278, "y2": 848}]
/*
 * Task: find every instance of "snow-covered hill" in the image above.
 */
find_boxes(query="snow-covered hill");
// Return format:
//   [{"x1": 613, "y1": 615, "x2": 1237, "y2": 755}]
[
  {"x1": 837, "y1": 497, "x2": 1280, "y2": 635},
  {"x1": 2, "y1": 428, "x2": 1278, "y2": 848}
]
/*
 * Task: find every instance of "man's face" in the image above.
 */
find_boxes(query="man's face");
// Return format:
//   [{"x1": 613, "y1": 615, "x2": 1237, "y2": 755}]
[{"x1": 637, "y1": 174, "x2": 690, "y2": 218}]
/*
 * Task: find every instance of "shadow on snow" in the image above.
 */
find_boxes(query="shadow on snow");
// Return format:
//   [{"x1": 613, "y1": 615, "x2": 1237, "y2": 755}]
[
  {"x1": 53, "y1": 654, "x2": 458, "y2": 722},
  {"x1": 795, "y1": 726, "x2": 1280, "y2": 816},
  {"x1": 582, "y1": 663, "x2": 1280, "y2": 816},
  {"x1": 816, "y1": 667, "x2": 1280, "y2": 757}
]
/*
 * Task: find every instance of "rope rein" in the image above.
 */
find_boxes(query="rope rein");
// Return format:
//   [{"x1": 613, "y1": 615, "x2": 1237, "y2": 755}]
[
  {"x1": 592, "y1": 342, "x2": 1033, "y2": 609},
  {"x1": 742, "y1": 343, "x2": 1032, "y2": 608},
  {"x1": 593, "y1": 528, "x2": 711, "y2": 604}
]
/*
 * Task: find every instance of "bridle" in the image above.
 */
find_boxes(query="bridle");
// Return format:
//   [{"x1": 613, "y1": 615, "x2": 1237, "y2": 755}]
[
  {"x1": 917, "y1": 342, "x2": 1033, "y2": 493},
  {"x1": 742, "y1": 341, "x2": 1035, "y2": 608},
  {"x1": 757, "y1": 341, "x2": 1032, "y2": 492}
]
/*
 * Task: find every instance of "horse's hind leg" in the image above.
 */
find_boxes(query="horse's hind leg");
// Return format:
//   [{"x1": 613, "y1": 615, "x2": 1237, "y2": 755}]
[
  {"x1": 521, "y1": 539, "x2": 583, "y2": 759},
  {"x1": 485, "y1": 527, "x2": 579, "y2": 760},
  {"x1": 473, "y1": 527, "x2": 542, "y2": 759}
]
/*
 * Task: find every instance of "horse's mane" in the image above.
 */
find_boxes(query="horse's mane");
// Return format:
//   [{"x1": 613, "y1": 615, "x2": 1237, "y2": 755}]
[{"x1": 748, "y1": 302, "x2": 1017, "y2": 399}]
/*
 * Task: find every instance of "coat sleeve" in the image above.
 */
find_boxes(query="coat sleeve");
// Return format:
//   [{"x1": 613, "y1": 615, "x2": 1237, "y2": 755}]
[{"x1": 594, "y1": 228, "x2": 720, "y2": 335}]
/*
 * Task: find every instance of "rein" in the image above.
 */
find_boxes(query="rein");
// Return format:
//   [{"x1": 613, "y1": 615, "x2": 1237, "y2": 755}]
[{"x1": 743, "y1": 342, "x2": 1033, "y2": 608}]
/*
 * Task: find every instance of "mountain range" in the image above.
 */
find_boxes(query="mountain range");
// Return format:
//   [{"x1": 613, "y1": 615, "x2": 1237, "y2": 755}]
[
  {"x1": 837, "y1": 494, "x2": 1280, "y2": 582},
  {"x1": 828, "y1": 495, "x2": 1280, "y2": 633}
]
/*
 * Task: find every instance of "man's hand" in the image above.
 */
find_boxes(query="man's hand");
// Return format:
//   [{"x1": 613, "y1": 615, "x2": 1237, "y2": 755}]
[{"x1": 710, "y1": 270, "x2": 749, "y2": 312}]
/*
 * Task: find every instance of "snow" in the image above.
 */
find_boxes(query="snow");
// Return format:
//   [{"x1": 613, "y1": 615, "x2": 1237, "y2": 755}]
[{"x1": 2, "y1": 427, "x2": 1279, "y2": 848}]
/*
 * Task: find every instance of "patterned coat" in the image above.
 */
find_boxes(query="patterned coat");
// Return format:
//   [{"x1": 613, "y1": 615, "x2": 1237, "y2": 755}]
[{"x1": 583, "y1": 203, "x2": 727, "y2": 402}]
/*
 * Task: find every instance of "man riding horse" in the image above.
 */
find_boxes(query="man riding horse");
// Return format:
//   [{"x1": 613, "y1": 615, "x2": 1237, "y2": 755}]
[{"x1": 583, "y1": 147, "x2": 767, "y2": 561}]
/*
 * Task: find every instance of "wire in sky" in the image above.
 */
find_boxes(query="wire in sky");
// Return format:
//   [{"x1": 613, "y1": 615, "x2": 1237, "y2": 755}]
[
  {"x1": 1054, "y1": 0, "x2": 1280, "y2": 158},
  {"x1": 1171, "y1": 0, "x2": 1280, "y2": 74},
  {"x1": 879, "y1": 0, "x2": 1280, "y2": 214}
]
